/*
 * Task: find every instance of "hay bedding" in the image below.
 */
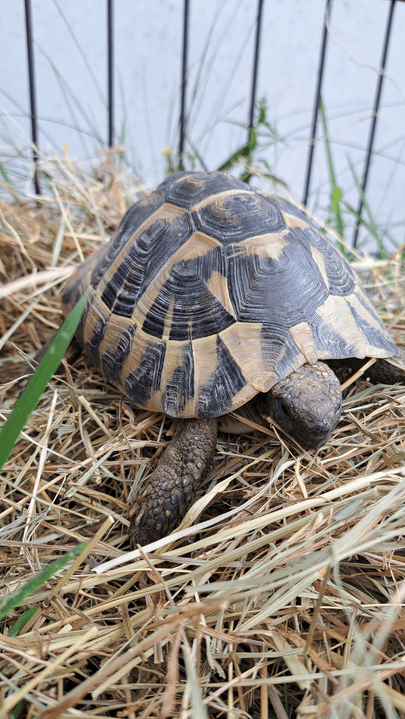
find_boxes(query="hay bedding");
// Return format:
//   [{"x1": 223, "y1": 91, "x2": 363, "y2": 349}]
[{"x1": 1, "y1": 156, "x2": 405, "y2": 718}]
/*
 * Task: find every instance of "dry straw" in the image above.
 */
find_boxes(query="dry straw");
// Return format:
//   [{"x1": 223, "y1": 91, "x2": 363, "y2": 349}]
[{"x1": 1, "y1": 153, "x2": 405, "y2": 718}]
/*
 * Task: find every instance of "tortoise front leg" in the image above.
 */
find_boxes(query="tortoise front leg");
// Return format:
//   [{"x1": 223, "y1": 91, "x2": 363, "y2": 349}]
[{"x1": 129, "y1": 418, "x2": 218, "y2": 546}]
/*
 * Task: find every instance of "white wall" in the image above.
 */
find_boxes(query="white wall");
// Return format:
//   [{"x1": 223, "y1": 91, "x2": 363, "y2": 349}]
[{"x1": 1, "y1": 0, "x2": 404, "y2": 252}]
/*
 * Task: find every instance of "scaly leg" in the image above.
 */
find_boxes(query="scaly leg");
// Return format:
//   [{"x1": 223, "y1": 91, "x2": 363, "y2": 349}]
[{"x1": 129, "y1": 418, "x2": 218, "y2": 546}]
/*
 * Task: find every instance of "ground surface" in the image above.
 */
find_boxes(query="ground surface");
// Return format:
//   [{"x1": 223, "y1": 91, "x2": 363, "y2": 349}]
[{"x1": 1, "y1": 159, "x2": 405, "y2": 718}]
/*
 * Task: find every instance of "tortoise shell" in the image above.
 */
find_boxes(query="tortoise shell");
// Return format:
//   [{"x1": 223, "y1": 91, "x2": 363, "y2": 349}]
[{"x1": 62, "y1": 171, "x2": 397, "y2": 418}]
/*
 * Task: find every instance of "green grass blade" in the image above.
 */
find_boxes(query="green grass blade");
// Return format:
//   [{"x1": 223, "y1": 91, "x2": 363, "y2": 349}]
[
  {"x1": 218, "y1": 97, "x2": 282, "y2": 185},
  {"x1": 217, "y1": 126, "x2": 258, "y2": 174},
  {"x1": 319, "y1": 99, "x2": 345, "y2": 240},
  {"x1": 0, "y1": 289, "x2": 89, "y2": 474},
  {"x1": 347, "y1": 158, "x2": 384, "y2": 254},
  {"x1": 11, "y1": 701, "x2": 23, "y2": 719},
  {"x1": 0, "y1": 542, "x2": 87, "y2": 620},
  {"x1": 7, "y1": 608, "x2": 39, "y2": 637},
  {"x1": 0, "y1": 160, "x2": 17, "y2": 190}
]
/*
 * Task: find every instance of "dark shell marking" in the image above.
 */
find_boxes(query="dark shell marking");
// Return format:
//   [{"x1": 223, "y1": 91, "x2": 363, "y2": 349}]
[{"x1": 62, "y1": 170, "x2": 398, "y2": 419}]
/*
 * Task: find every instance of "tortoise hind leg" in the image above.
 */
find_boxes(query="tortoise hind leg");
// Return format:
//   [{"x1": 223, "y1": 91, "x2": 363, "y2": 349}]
[
  {"x1": 129, "y1": 418, "x2": 218, "y2": 547},
  {"x1": 367, "y1": 347, "x2": 405, "y2": 384}
]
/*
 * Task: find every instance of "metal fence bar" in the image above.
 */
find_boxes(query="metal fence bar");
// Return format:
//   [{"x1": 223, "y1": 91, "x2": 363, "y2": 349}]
[
  {"x1": 107, "y1": 0, "x2": 114, "y2": 148},
  {"x1": 247, "y1": 0, "x2": 264, "y2": 141},
  {"x1": 302, "y1": 0, "x2": 332, "y2": 207},
  {"x1": 178, "y1": 0, "x2": 190, "y2": 168},
  {"x1": 352, "y1": 0, "x2": 396, "y2": 248},
  {"x1": 24, "y1": 0, "x2": 40, "y2": 195}
]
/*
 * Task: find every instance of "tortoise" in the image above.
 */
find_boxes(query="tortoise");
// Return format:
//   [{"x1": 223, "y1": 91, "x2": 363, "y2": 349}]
[{"x1": 60, "y1": 170, "x2": 405, "y2": 546}]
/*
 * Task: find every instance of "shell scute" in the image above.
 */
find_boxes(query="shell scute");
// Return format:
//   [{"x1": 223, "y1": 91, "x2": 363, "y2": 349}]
[
  {"x1": 142, "y1": 266, "x2": 235, "y2": 341},
  {"x1": 90, "y1": 191, "x2": 165, "y2": 289},
  {"x1": 160, "y1": 170, "x2": 248, "y2": 209},
  {"x1": 274, "y1": 196, "x2": 318, "y2": 230},
  {"x1": 192, "y1": 191, "x2": 286, "y2": 245},
  {"x1": 162, "y1": 340, "x2": 195, "y2": 416},
  {"x1": 196, "y1": 336, "x2": 247, "y2": 418},
  {"x1": 260, "y1": 320, "x2": 305, "y2": 384},
  {"x1": 347, "y1": 295, "x2": 397, "y2": 356},
  {"x1": 124, "y1": 335, "x2": 166, "y2": 408},
  {"x1": 101, "y1": 323, "x2": 136, "y2": 385},
  {"x1": 100, "y1": 212, "x2": 194, "y2": 319},
  {"x1": 226, "y1": 233, "x2": 328, "y2": 326},
  {"x1": 295, "y1": 226, "x2": 356, "y2": 297}
]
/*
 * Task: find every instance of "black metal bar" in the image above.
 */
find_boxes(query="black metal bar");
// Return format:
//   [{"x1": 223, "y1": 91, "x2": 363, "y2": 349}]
[
  {"x1": 352, "y1": 0, "x2": 396, "y2": 248},
  {"x1": 247, "y1": 0, "x2": 264, "y2": 141},
  {"x1": 178, "y1": 0, "x2": 190, "y2": 168},
  {"x1": 302, "y1": 0, "x2": 332, "y2": 207},
  {"x1": 107, "y1": 0, "x2": 114, "y2": 147},
  {"x1": 24, "y1": 0, "x2": 41, "y2": 195}
]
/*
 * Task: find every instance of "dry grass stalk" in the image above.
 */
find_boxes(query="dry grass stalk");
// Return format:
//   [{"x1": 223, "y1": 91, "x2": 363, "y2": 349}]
[{"x1": 1, "y1": 153, "x2": 405, "y2": 718}]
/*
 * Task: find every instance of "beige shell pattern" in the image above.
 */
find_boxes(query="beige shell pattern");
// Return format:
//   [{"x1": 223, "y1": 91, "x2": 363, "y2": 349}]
[{"x1": 62, "y1": 171, "x2": 397, "y2": 418}]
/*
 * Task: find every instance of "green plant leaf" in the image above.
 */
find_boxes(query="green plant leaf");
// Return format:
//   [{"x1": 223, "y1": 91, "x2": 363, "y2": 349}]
[
  {"x1": 217, "y1": 137, "x2": 256, "y2": 173},
  {"x1": 347, "y1": 158, "x2": 385, "y2": 255},
  {"x1": 7, "y1": 607, "x2": 39, "y2": 637},
  {"x1": 0, "y1": 288, "x2": 89, "y2": 474},
  {"x1": 319, "y1": 99, "x2": 345, "y2": 242},
  {"x1": 0, "y1": 161, "x2": 16, "y2": 189},
  {"x1": 0, "y1": 542, "x2": 87, "y2": 620}
]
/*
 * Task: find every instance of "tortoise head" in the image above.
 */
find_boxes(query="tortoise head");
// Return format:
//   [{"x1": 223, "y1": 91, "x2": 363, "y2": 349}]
[{"x1": 258, "y1": 361, "x2": 342, "y2": 450}]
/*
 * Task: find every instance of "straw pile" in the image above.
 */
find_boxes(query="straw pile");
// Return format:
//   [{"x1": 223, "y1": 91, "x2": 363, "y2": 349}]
[{"x1": 1, "y1": 154, "x2": 405, "y2": 719}]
